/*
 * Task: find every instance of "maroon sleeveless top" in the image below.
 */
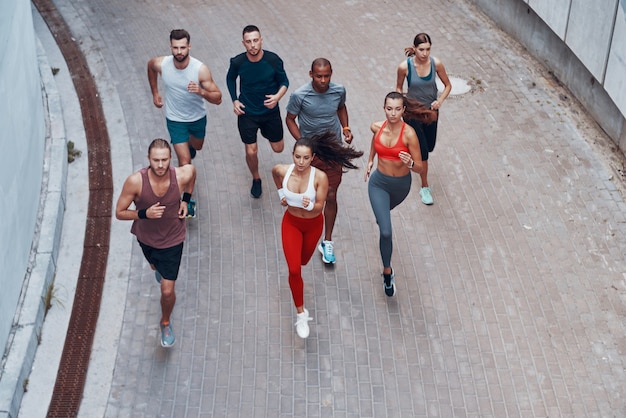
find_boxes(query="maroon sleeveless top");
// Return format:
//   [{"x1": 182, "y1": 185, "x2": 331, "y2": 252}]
[{"x1": 130, "y1": 167, "x2": 186, "y2": 248}]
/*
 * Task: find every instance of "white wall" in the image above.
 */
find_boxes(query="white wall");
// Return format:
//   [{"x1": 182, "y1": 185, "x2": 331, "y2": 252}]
[
  {"x1": 605, "y1": 2, "x2": 626, "y2": 123},
  {"x1": 470, "y1": 0, "x2": 626, "y2": 149},
  {"x1": 527, "y1": 0, "x2": 625, "y2": 114},
  {"x1": 0, "y1": 0, "x2": 45, "y2": 356},
  {"x1": 528, "y1": 0, "x2": 571, "y2": 37},
  {"x1": 565, "y1": 0, "x2": 617, "y2": 81}
]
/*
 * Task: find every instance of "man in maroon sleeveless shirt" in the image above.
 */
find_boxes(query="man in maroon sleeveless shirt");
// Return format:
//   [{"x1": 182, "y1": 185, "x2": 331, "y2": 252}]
[{"x1": 115, "y1": 138, "x2": 196, "y2": 347}]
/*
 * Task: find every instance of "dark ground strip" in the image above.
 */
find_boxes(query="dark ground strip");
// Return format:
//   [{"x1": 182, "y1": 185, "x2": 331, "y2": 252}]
[{"x1": 33, "y1": 0, "x2": 113, "y2": 416}]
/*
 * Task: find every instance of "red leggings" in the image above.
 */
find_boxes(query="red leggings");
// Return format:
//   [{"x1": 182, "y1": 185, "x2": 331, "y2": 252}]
[{"x1": 281, "y1": 210, "x2": 324, "y2": 307}]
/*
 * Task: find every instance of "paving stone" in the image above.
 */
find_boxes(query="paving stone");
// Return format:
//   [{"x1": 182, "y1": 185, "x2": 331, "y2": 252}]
[{"x1": 40, "y1": 0, "x2": 626, "y2": 415}]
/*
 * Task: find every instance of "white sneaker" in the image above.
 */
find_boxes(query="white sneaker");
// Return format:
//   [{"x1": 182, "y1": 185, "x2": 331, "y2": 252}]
[{"x1": 295, "y1": 308, "x2": 312, "y2": 338}]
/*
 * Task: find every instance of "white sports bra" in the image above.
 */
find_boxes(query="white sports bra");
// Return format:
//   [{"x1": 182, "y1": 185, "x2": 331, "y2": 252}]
[{"x1": 282, "y1": 164, "x2": 316, "y2": 209}]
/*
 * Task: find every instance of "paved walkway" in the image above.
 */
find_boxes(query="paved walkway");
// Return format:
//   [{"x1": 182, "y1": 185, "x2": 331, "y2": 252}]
[{"x1": 23, "y1": 0, "x2": 626, "y2": 416}]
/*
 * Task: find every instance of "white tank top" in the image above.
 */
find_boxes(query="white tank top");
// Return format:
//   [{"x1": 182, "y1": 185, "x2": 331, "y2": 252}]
[
  {"x1": 282, "y1": 164, "x2": 316, "y2": 209},
  {"x1": 161, "y1": 55, "x2": 206, "y2": 122}
]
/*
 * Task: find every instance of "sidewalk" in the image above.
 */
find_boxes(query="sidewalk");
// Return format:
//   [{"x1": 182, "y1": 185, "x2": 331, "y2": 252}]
[
  {"x1": 21, "y1": 0, "x2": 626, "y2": 416},
  {"x1": 18, "y1": 6, "x2": 132, "y2": 418}
]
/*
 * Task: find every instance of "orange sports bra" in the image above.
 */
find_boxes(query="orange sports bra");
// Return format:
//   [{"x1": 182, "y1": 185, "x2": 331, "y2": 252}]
[{"x1": 374, "y1": 120, "x2": 408, "y2": 161}]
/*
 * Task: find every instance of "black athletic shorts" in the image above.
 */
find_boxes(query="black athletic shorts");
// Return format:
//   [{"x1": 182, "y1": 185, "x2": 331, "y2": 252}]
[{"x1": 138, "y1": 240, "x2": 184, "y2": 281}]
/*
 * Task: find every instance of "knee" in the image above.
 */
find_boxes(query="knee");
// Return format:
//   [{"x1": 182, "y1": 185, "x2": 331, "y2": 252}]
[
  {"x1": 161, "y1": 285, "x2": 175, "y2": 299},
  {"x1": 245, "y1": 146, "x2": 258, "y2": 158},
  {"x1": 288, "y1": 266, "x2": 301, "y2": 278},
  {"x1": 271, "y1": 140, "x2": 284, "y2": 153},
  {"x1": 380, "y1": 227, "x2": 393, "y2": 242}
]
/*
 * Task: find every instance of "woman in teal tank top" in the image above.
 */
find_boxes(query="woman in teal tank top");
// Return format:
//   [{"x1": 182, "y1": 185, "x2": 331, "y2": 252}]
[{"x1": 395, "y1": 33, "x2": 452, "y2": 206}]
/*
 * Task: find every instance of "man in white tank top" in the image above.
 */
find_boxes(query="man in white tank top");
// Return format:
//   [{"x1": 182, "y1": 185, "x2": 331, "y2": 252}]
[{"x1": 147, "y1": 29, "x2": 222, "y2": 217}]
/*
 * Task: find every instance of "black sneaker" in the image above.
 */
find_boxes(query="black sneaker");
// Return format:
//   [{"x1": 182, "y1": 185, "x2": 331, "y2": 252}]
[
  {"x1": 188, "y1": 144, "x2": 197, "y2": 160},
  {"x1": 383, "y1": 269, "x2": 395, "y2": 297},
  {"x1": 251, "y1": 179, "x2": 262, "y2": 198}
]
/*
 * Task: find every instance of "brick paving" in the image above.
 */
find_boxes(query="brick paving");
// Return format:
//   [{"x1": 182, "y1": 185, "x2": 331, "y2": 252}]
[{"x1": 51, "y1": 0, "x2": 626, "y2": 416}]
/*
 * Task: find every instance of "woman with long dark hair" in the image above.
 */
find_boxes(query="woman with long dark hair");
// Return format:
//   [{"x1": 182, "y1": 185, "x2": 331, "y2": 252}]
[
  {"x1": 273, "y1": 133, "x2": 362, "y2": 338},
  {"x1": 396, "y1": 32, "x2": 452, "y2": 205},
  {"x1": 365, "y1": 92, "x2": 436, "y2": 296}
]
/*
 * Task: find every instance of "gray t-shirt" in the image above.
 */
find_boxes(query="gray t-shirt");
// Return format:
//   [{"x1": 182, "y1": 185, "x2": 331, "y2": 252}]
[{"x1": 286, "y1": 82, "x2": 346, "y2": 140}]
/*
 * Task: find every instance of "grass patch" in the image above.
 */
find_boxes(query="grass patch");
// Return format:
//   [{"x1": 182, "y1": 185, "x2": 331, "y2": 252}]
[{"x1": 67, "y1": 140, "x2": 82, "y2": 163}]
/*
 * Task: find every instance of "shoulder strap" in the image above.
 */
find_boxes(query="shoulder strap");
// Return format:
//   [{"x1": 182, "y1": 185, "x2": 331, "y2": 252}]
[
  {"x1": 406, "y1": 57, "x2": 412, "y2": 86},
  {"x1": 308, "y1": 167, "x2": 316, "y2": 190},
  {"x1": 283, "y1": 164, "x2": 295, "y2": 188}
]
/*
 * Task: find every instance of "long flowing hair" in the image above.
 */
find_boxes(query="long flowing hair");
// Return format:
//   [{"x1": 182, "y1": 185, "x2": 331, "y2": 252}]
[
  {"x1": 385, "y1": 91, "x2": 437, "y2": 124},
  {"x1": 294, "y1": 133, "x2": 363, "y2": 170}
]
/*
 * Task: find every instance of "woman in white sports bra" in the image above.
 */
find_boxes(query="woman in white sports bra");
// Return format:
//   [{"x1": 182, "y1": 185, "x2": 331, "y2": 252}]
[{"x1": 272, "y1": 132, "x2": 363, "y2": 339}]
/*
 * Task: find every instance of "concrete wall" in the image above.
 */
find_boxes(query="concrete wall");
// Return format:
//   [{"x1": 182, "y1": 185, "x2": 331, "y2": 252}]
[
  {"x1": 0, "y1": 0, "x2": 45, "y2": 367},
  {"x1": 469, "y1": 0, "x2": 626, "y2": 151}
]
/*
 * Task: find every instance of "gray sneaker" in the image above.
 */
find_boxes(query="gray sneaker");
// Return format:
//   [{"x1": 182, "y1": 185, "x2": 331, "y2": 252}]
[{"x1": 160, "y1": 323, "x2": 175, "y2": 347}]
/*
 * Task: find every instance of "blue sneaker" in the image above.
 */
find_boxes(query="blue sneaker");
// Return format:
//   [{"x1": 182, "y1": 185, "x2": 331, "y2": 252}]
[
  {"x1": 318, "y1": 240, "x2": 336, "y2": 264},
  {"x1": 187, "y1": 199, "x2": 196, "y2": 218},
  {"x1": 383, "y1": 269, "x2": 395, "y2": 297},
  {"x1": 419, "y1": 187, "x2": 434, "y2": 205},
  {"x1": 155, "y1": 270, "x2": 162, "y2": 284},
  {"x1": 160, "y1": 323, "x2": 175, "y2": 347}
]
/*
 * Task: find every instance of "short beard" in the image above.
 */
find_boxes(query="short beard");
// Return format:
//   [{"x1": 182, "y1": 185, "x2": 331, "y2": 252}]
[
  {"x1": 149, "y1": 165, "x2": 170, "y2": 177},
  {"x1": 173, "y1": 52, "x2": 188, "y2": 63}
]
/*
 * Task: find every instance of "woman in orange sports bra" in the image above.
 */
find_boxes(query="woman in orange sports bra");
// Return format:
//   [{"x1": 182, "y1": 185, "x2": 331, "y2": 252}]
[{"x1": 365, "y1": 91, "x2": 436, "y2": 297}]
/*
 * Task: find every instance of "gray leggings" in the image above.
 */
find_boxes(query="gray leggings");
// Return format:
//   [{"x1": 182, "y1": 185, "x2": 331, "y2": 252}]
[{"x1": 367, "y1": 170, "x2": 411, "y2": 268}]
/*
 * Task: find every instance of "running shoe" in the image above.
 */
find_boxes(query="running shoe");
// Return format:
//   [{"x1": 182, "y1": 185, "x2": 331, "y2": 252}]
[
  {"x1": 295, "y1": 308, "x2": 312, "y2": 339},
  {"x1": 155, "y1": 270, "x2": 162, "y2": 284},
  {"x1": 188, "y1": 144, "x2": 197, "y2": 160},
  {"x1": 160, "y1": 322, "x2": 175, "y2": 347},
  {"x1": 383, "y1": 269, "x2": 396, "y2": 297},
  {"x1": 318, "y1": 240, "x2": 336, "y2": 264},
  {"x1": 251, "y1": 179, "x2": 262, "y2": 198},
  {"x1": 420, "y1": 187, "x2": 434, "y2": 205},
  {"x1": 187, "y1": 199, "x2": 196, "y2": 218}
]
